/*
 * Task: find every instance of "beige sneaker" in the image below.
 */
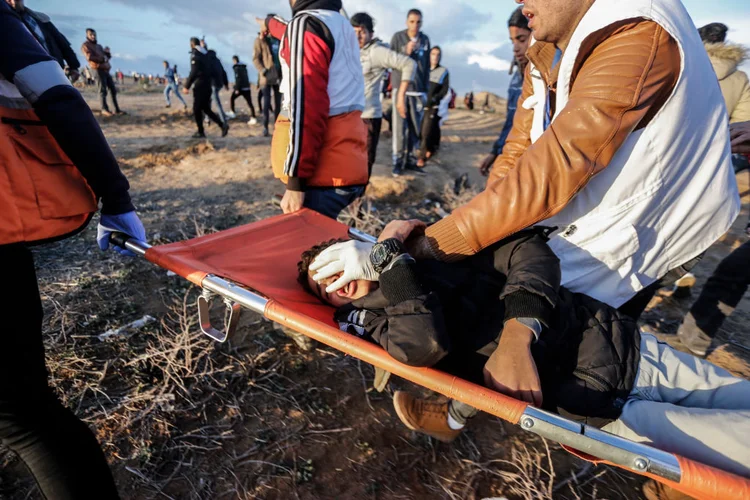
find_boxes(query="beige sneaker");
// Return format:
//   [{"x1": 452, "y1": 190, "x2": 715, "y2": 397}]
[{"x1": 392, "y1": 391, "x2": 462, "y2": 443}]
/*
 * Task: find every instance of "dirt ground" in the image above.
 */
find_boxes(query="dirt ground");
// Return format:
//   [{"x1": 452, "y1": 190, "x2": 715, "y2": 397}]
[{"x1": 0, "y1": 83, "x2": 748, "y2": 500}]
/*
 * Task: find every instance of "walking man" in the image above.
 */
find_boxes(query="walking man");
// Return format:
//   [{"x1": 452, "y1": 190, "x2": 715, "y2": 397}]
[
  {"x1": 227, "y1": 55, "x2": 258, "y2": 125},
  {"x1": 254, "y1": 21, "x2": 283, "y2": 137},
  {"x1": 351, "y1": 12, "x2": 415, "y2": 178},
  {"x1": 163, "y1": 60, "x2": 187, "y2": 110},
  {"x1": 183, "y1": 37, "x2": 228, "y2": 139},
  {"x1": 390, "y1": 9, "x2": 431, "y2": 176},
  {"x1": 200, "y1": 39, "x2": 229, "y2": 125},
  {"x1": 0, "y1": 3, "x2": 147, "y2": 496},
  {"x1": 81, "y1": 28, "x2": 123, "y2": 116},
  {"x1": 260, "y1": 0, "x2": 368, "y2": 220}
]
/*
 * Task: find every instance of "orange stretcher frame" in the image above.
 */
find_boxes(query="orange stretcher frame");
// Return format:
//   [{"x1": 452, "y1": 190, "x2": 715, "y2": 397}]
[{"x1": 115, "y1": 209, "x2": 750, "y2": 499}]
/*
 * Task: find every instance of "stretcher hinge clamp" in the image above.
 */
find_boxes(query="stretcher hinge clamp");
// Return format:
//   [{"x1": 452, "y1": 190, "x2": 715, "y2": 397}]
[{"x1": 197, "y1": 289, "x2": 241, "y2": 343}]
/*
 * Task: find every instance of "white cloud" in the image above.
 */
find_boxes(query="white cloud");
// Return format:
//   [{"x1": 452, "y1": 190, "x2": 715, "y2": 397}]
[{"x1": 467, "y1": 54, "x2": 511, "y2": 72}]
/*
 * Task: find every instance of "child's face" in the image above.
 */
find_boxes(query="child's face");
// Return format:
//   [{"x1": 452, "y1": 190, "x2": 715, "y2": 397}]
[{"x1": 307, "y1": 272, "x2": 376, "y2": 307}]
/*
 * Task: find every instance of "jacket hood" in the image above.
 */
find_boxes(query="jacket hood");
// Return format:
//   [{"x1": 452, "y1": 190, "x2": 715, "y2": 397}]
[
  {"x1": 292, "y1": 0, "x2": 342, "y2": 15},
  {"x1": 705, "y1": 42, "x2": 748, "y2": 80}
]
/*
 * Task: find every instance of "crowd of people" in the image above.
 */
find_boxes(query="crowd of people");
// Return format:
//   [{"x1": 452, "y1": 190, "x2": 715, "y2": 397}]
[{"x1": 2, "y1": 0, "x2": 750, "y2": 498}]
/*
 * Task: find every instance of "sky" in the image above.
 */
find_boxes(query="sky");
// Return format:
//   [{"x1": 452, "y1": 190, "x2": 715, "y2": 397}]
[{"x1": 28, "y1": 0, "x2": 750, "y2": 95}]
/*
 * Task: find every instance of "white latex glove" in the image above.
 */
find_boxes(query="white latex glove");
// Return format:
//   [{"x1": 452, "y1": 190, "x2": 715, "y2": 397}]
[{"x1": 309, "y1": 240, "x2": 378, "y2": 293}]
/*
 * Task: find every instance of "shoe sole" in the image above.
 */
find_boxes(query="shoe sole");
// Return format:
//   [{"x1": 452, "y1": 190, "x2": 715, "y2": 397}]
[
  {"x1": 674, "y1": 273, "x2": 697, "y2": 288},
  {"x1": 393, "y1": 393, "x2": 418, "y2": 431}
]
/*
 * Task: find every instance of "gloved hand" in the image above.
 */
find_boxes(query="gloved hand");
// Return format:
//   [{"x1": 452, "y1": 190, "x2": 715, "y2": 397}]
[
  {"x1": 97, "y1": 211, "x2": 147, "y2": 257},
  {"x1": 310, "y1": 240, "x2": 377, "y2": 293}
]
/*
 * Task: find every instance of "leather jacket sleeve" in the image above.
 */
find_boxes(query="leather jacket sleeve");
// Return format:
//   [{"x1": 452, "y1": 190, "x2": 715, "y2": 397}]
[{"x1": 424, "y1": 20, "x2": 680, "y2": 261}]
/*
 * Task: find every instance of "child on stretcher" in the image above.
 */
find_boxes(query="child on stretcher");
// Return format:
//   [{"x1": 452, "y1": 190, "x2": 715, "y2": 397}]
[{"x1": 298, "y1": 224, "x2": 750, "y2": 478}]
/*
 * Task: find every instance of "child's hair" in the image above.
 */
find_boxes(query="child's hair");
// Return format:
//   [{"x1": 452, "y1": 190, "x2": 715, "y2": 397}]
[{"x1": 297, "y1": 239, "x2": 348, "y2": 292}]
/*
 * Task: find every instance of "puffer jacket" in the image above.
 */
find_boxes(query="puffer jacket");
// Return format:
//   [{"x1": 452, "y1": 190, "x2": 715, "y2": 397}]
[
  {"x1": 334, "y1": 231, "x2": 640, "y2": 426},
  {"x1": 705, "y1": 42, "x2": 750, "y2": 123}
]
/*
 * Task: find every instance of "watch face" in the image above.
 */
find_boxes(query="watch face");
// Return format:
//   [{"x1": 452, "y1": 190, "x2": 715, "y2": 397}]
[{"x1": 372, "y1": 245, "x2": 388, "y2": 268}]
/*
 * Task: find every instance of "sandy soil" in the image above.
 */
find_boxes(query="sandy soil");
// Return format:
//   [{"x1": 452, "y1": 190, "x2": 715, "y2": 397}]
[{"x1": 0, "y1": 83, "x2": 747, "y2": 500}]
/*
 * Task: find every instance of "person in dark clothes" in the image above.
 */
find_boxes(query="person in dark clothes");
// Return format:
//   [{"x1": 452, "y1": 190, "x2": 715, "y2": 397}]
[
  {"x1": 0, "y1": 4, "x2": 147, "y2": 496},
  {"x1": 183, "y1": 36, "x2": 229, "y2": 139},
  {"x1": 417, "y1": 46, "x2": 449, "y2": 168},
  {"x1": 390, "y1": 8, "x2": 431, "y2": 176},
  {"x1": 5, "y1": 0, "x2": 80, "y2": 81},
  {"x1": 479, "y1": 7, "x2": 531, "y2": 176},
  {"x1": 228, "y1": 55, "x2": 258, "y2": 124},
  {"x1": 303, "y1": 224, "x2": 750, "y2": 478}
]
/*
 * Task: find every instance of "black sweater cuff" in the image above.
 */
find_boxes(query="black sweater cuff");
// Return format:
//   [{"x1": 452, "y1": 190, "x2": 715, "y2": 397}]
[
  {"x1": 504, "y1": 291, "x2": 553, "y2": 328},
  {"x1": 286, "y1": 177, "x2": 305, "y2": 192},
  {"x1": 379, "y1": 260, "x2": 425, "y2": 306}
]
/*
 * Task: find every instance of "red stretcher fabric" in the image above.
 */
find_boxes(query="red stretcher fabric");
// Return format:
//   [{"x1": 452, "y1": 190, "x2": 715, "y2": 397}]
[{"x1": 145, "y1": 209, "x2": 350, "y2": 325}]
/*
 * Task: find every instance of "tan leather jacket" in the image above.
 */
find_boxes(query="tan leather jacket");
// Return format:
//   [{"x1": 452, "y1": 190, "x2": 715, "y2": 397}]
[
  {"x1": 81, "y1": 39, "x2": 111, "y2": 72},
  {"x1": 253, "y1": 35, "x2": 277, "y2": 87},
  {"x1": 424, "y1": 20, "x2": 680, "y2": 262}
]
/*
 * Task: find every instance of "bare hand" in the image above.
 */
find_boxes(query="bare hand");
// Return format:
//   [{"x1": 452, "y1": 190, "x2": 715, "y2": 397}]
[
  {"x1": 730, "y1": 121, "x2": 750, "y2": 155},
  {"x1": 483, "y1": 320, "x2": 542, "y2": 407},
  {"x1": 396, "y1": 93, "x2": 407, "y2": 120},
  {"x1": 255, "y1": 16, "x2": 267, "y2": 29},
  {"x1": 379, "y1": 219, "x2": 427, "y2": 243},
  {"x1": 181, "y1": 87, "x2": 190, "y2": 95},
  {"x1": 479, "y1": 154, "x2": 497, "y2": 177},
  {"x1": 69, "y1": 69, "x2": 80, "y2": 83},
  {"x1": 405, "y1": 41, "x2": 417, "y2": 56},
  {"x1": 281, "y1": 189, "x2": 305, "y2": 214}
]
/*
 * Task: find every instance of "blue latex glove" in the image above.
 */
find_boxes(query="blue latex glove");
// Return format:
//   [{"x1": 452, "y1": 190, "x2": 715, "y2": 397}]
[{"x1": 97, "y1": 211, "x2": 147, "y2": 256}]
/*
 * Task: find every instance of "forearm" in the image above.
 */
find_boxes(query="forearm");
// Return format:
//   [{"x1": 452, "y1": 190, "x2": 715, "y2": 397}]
[{"x1": 424, "y1": 21, "x2": 679, "y2": 261}]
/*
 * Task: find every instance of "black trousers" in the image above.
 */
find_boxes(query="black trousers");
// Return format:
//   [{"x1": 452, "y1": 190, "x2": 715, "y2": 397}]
[
  {"x1": 230, "y1": 89, "x2": 256, "y2": 116},
  {"x1": 618, "y1": 254, "x2": 704, "y2": 320},
  {"x1": 419, "y1": 107, "x2": 441, "y2": 160},
  {"x1": 262, "y1": 84, "x2": 282, "y2": 129},
  {"x1": 0, "y1": 245, "x2": 119, "y2": 500},
  {"x1": 193, "y1": 86, "x2": 223, "y2": 135},
  {"x1": 687, "y1": 240, "x2": 750, "y2": 338},
  {"x1": 96, "y1": 69, "x2": 120, "y2": 112},
  {"x1": 363, "y1": 117, "x2": 382, "y2": 178}
]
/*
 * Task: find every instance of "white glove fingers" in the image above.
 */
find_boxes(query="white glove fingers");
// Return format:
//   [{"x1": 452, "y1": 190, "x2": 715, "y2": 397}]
[{"x1": 312, "y1": 261, "x2": 345, "y2": 282}]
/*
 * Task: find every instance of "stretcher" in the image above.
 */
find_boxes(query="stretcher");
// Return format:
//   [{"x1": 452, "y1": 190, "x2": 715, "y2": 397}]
[{"x1": 113, "y1": 209, "x2": 750, "y2": 499}]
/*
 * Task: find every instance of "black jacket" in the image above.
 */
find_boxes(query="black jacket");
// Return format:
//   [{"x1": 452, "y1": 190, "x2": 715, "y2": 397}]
[
  {"x1": 390, "y1": 30, "x2": 431, "y2": 93},
  {"x1": 334, "y1": 231, "x2": 641, "y2": 427},
  {"x1": 17, "y1": 8, "x2": 80, "y2": 71},
  {"x1": 206, "y1": 50, "x2": 228, "y2": 89},
  {"x1": 427, "y1": 65, "x2": 450, "y2": 108},
  {"x1": 233, "y1": 63, "x2": 250, "y2": 91},
  {"x1": 184, "y1": 48, "x2": 213, "y2": 92}
]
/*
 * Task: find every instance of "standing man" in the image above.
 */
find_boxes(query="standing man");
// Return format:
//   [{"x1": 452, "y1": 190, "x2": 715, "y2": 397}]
[
  {"x1": 200, "y1": 39, "x2": 229, "y2": 125},
  {"x1": 351, "y1": 12, "x2": 415, "y2": 178},
  {"x1": 479, "y1": 7, "x2": 531, "y2": 175},
  {"x1": 81, "y1": 28, "x2": 123, "y2": 116},
  {"x1": 227, "y1": 55, "x2": 258, "y2": 125},
  {"x1": 417, "y1": 46, "x2": 450, "y2": 168},
  {"x1": 163, "y1": 60, "x2": 187, "y2": 110},
  {"x1": 316, "y1": 0, "x2": 739, "y2": 417},
  {"x1": 5, "y1": 0, "x2": 80, "y2": 82},
  {"x1": 259, "y1": 0, "x2": 368, "y2": 220},
  {"x1": 390, "y1": 9, "x2": 431, "y2": 176},
  {"x1": 183, "y1": 37, "x2": 229, "y2": 139},
  {"x1": 0, "y1": 3, "x2": 147, "y2": 497},
  {"x1": 254, "y1": 21, "x2": 283, "y2": 137}
]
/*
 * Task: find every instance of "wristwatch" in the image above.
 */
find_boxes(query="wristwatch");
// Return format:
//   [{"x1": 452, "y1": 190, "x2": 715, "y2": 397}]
[
  {"x1": 512, "y1": 317, "x2": 543, "y2": 343},
  {"x1": 370, "y1": 238, "x2": 404, "y2": 273}
]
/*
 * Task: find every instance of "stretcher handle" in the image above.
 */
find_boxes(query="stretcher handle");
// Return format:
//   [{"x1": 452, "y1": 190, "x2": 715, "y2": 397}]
[{"x1": 110, "y1": 232, "x2": 151, "y2": 256}]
